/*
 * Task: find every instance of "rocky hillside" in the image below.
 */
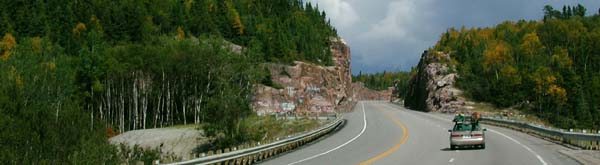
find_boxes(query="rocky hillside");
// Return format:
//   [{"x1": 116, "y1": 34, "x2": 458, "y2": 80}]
[
  {"x1": 252, "y1": 38, "x2": 354, "y2": 115},
  {"x1": 404, "y1": 51, "x2": 465, "y2": 112}
]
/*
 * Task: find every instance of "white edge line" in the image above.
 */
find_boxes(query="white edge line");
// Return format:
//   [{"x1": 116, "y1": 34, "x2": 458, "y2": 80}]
[
  {"x1": 489, "y1": 129, "x2": 548, "y2": 165},
  {"x1": 287, "y1": 101, "x2": 368, "y2": 165},
  {"x1": 384, "y1": 103, "x2": 547, "y2": 165}
]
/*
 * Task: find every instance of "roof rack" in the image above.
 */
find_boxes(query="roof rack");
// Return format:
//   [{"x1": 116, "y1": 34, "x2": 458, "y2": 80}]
[{"x1": 453, "y1": 116, "x2": 476, "y2": 123}]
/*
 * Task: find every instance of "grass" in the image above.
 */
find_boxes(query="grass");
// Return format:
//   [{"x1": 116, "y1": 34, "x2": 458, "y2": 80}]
[
  {"x1": 163, "y1": 116, "x2": 322, "y2": 142},
  {"x1": 247, "y1": 115, "x2": 322, "y2": 141}
]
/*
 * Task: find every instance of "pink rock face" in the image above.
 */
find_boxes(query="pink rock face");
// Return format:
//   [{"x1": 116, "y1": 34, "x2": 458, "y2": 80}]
[
  {"x1": 252, "y1": 38, "x2": 354, "y2": 115},
  {"x1": 423, "y1": 52, "x2": 464, "y2": 112}
]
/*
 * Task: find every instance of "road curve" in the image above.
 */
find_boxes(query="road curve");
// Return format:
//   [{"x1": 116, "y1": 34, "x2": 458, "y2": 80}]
[{"x1": 260, "y1": 101, "x2": 579, "y2": 165}]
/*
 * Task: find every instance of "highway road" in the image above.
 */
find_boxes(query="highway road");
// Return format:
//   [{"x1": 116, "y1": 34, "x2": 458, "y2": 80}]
[{"x1": 261, "y1": 101, "x2": 579, "y2": 165}]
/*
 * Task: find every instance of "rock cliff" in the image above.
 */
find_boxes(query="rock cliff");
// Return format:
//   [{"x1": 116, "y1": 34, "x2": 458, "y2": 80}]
[
  {"x1": 404, "y1": 51, "x2": 465, "y2": 112},
  {"x1": 252, "y1": 38, "x2": 354, "y2": 115}
]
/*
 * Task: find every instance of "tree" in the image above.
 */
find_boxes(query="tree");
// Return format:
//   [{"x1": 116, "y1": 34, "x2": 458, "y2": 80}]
[
  {"x1": 483, "y1": 40, "x2": 512, "y2": 80},
  {"x1": 574, "y1": 4, "x2": 587, "y2": 17},
  {"x1": 0, "y1": 0, "x2": 341, "y2": 162},
  {"x1": 550, "y1": 47, "x2": 573, "y2": 69},
  {"x1": 429, "y1": 4, "x2": 600, "y2": 129},
  {"x1": 0, "y1": 33, "x2": 16, "y2": 60},
  {"x1": 544, "y1": 5, "x2": 559, "y2": 20},
  {"x1": 226, "y1": 1, "x2": 244, "y2": 36},
  {"x1": 518, "y1": 32, "x2": 545, "y2": 70},
  {"x1": 547, "y1": 84, "x2": 567, "y2": 105}
]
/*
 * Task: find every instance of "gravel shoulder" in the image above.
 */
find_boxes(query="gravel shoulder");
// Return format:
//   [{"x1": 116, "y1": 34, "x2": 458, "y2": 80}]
[
  {"x1": 109, "y1": 126, "x2": 206, "y2": 161},
  {"x1": 559, "y1": 150, "x2": 600, "y2": 165}
]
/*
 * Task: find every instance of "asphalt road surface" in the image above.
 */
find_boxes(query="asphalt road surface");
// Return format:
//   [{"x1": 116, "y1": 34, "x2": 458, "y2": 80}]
[{"x1": 261, "y1": 101, "x2": 579, "y2": 165}]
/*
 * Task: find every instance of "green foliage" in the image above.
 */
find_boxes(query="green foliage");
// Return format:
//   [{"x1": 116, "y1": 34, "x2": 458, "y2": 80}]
[
  {"x1": 280, "y1": 70, "x2": 291, "y2": 77},
  {"x1": 544, "y1": 4, "x2": 587, "y2": 20},
  {"x1": 0, "y1": 0, "x2": 337, "y2": 65},
  {"x1": 117, "y1": 144, "x2": 163, "y2": 164},
  {"x1": 433, "y1": 4, "x2": 600, "y2": 129},
  {"x1": 194, "y1": 115, "x2": 319, "y2": 153},
  {"x1": 0, "y1": 0, "x2": 338, "y2": 163},
  {"x1": 353, "y1": 71, "x2": 411, "y2": 97},
  {"x1": 0, "y1": 37, "x2": 118, "y2": 163}
]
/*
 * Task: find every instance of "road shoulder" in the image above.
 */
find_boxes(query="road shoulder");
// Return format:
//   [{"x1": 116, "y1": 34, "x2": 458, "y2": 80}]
[{"x1": 559, "y1": 150, "x2": 600, "y2": 165}]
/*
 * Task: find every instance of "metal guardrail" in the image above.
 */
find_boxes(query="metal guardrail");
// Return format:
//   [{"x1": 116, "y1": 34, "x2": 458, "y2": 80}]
[
  {"x1": 168, "y1": 115, "x2": 345, "y2": 165},
  {"x1": 481, "y1": 117, "x2": 600, "y2": 150},
  {"x1": 275, "y1": 113, "x2": 338, "y2": 120}
]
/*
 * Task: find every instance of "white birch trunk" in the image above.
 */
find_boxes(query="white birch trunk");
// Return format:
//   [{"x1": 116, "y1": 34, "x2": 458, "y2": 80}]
[
  {"x1": 166, "y1": 80, "x2": 171, "y2": 126},
  {"x1": 143, "y1": 76, "x2": 147, "y2": 129},
  {"x1": 133, "y1": 72, "x2": 138, "y2": 130},
  {"x1": 120, "y1": 79, "x2": 125, "y2": 133},
  {"x1": 183, "y1": 97, "x2": 187, "y2": 125}
]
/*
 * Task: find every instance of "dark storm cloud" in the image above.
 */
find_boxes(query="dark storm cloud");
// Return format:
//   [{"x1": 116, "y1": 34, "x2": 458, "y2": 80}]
[{"x1": 308, "y1": 0, "x2": 600, "y2": 74}]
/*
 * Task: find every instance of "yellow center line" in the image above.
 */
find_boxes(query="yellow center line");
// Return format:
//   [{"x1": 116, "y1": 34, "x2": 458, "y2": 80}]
[{"x1": 359, "y1": 107, "x2": 408, "y2": 165}]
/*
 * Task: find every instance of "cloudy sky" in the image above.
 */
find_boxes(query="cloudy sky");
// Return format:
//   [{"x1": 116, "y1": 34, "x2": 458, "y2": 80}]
[{"x1": 306, "y1": 0, "x2": 600, "y2": 74}]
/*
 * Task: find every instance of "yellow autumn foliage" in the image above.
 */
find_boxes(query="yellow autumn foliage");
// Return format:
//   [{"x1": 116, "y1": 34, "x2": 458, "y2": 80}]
[
  {"x1": 519, "y1": 32, "x2": 545, "y2": 57},
  {"x1": 477, "y1": 28, "x2": 494, "y2": 41},
  {"x1": 9, "y1": 66, "x2": 23, "y2": 88},
  {"x1": 1, "y1": 33, "x2": 17, "y2": 60},
  {"x1": 184, "y1": 0, "x2": 194, "y2": 13},
  {"x1": 227, "y1": 1, "x2": 244, "y2": 35},
  {"x1": 482, "y1": 41, "x2": 512, "y2": 72},
  {"x1": 72, "y1": 22, "x2": 87, "y2": 38},
  {"x1": 448, "y1": 28, "x2": 460, "y2": 40},
  {"x1": 32, "y1": 37, "x2": 42, "y2": 53},
  {"x1": 44, "y1": 61, "x2": 57, "y2": 71},
  {"x1": 547, "y1": 84, "x2": 567, "y2": 105},
  {"x1": 545, "y1": 75, "x2": 557, "y2": 84},
  {"x1": 551, "y1": 48, "x2": 573, "y2": 68},
  {"x1": 176, "y1": 26, "x2": 185, "y2": 40},
  {"x1": 500, "y1": 65, "x2": 521, "y2": 85}
]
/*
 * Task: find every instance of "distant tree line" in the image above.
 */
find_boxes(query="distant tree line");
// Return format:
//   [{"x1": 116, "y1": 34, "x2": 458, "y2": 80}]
[
  {"x1": 0, "y1": 0, "x2": 337, "y2": 163},
  {"x1": 543, "y1": 4, "x2": 587, "y2": 20},
  {"x1": 353, "y1": 71, "x2": 411, "y2": 96},
  {"x1": 433, "y1": 4, "x2": 600, "y2": 129}
]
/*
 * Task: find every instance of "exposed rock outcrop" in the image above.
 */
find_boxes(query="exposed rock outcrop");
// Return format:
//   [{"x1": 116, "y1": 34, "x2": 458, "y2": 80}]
[
  {"x1": 252, "y1": 38, "x2": 354, "y2": 115},
  {"x1": 352, "y1": 82, "x2": 393, "y2": 101},
  {"x1": 404, "y1": 51, "x2": 465, "y2": 112}
]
